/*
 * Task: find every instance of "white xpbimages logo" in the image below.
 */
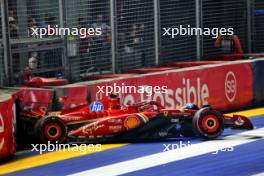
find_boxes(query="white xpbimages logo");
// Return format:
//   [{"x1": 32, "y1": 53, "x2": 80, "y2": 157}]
[{"x1": 225, "y1": 71, "x2": 237, "y2": 103}]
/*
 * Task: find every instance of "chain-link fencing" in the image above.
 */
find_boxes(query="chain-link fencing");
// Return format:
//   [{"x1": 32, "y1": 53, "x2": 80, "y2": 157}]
[
  {"x1": 201, "y1": 0, "x2": 248, "y2": 58},
  {"x1": 160, "y1": 0, "x2": 197, "y2": 63},
  {"x1": 115, "y1": 0, "x2": 155, "y2": 72},
  {"x1": 65, "y1": 0, "x2": 112, "y2": 81},
  {"x1": 0, "y1": 0, "x2": 262, "y2": 86},
  {"x1": 7, "y1": 0, "x2": 64, "y2": 85},
  {"x1": 253, "y1": 0, "x2": 264, "y2": 52}
]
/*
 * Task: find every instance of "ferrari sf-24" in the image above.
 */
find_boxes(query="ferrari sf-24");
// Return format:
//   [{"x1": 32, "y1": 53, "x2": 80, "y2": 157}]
[{"x1": 18, "y1": 95, "x2": 254, "y2": 144}]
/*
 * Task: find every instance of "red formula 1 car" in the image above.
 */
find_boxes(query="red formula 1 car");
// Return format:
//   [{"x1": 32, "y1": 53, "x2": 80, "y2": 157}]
[{"x1": 17, "y1": 95, "x2": 254, "y2": 144}]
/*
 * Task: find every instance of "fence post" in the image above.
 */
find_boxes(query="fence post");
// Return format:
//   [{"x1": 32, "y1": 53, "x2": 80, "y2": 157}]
[
  {"x1": 1, "y1": 0, "x2": 12, "y2": 85},
  {"x1": 196, "y1": 0, "x2": 202, "y2": 61},
  {"x1": 154, "y1": 0, "x2": 160, "y2": 65},
  {"x1": 59, "y1": 0, "x2": 69, "y2": 79},
  {"x1": 247, "y1": 0, "x2": 253, "y2": 53},
  {"x1": 110, "y1": 0, "x2": 117, "y2": 73},
  {"x1": 0, "y1": 47, "x2": 3, "y2": 86}
]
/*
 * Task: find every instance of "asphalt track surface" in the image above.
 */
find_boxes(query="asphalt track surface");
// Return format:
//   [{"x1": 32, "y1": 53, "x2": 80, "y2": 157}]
[{"x1": 1, "y1": 108, "x2": 264, "y2": 176}]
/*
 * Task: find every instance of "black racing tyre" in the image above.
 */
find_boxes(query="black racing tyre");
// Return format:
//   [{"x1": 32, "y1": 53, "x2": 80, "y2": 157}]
[
  {"x1": 35, "y1": 116, "x2": 67, "y2": 143},
  {"x1": 192, "y1": 107, "x2": 224, "y2": 140}
]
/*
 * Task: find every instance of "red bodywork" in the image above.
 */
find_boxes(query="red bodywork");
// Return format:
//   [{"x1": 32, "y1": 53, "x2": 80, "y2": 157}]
[
  {"x1": 23, "y1": 77, "x2": 68, "y2": 87},
  {"x1": 21, "y1": 67, "x2": 68, "y2": 87}
]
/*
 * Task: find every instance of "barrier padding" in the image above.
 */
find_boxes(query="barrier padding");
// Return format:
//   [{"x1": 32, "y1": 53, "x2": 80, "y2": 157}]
[
  {"x1": 0, "y1": 89, "x2": 18, "y2": 160},
  {"x1": 30, "y1": 60, "x2": 252, "y2": 111},
  {"x1": 252, "y1": 59, "x2": 264, "y2": 105},
  {"x1": 8, "y1": 59, "x2": 264, "y2": 112},
  {"x1": 87, "y1": 61, "x2": 254, "y2": 111}
]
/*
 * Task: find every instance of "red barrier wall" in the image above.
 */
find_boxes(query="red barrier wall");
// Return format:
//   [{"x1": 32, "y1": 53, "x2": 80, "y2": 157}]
[
  {"x1": 0, "y1": 94, "x2": 16, "y2": 160},
  {"x1": 14, "y1": 61, "x2": 254, "y2": 112},
  {"x1": 90, "y1": 62, "x2": 253, "y2": 111}
]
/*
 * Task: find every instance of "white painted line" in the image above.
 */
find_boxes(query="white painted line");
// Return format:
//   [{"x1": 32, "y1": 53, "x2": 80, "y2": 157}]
[
  {"x1": 252, "y1": 172, "x2": 264, "y2": 176},
  {"x1": 68, "y1": 128, "x2": 264, "y2": 176}
]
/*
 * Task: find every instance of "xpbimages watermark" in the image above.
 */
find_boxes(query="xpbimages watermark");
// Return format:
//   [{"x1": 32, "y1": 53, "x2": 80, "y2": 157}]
[
  {"x1": 163, "y1": 25, "x2": 234, "y2": 39},
  {"x1": 31, "y1": 141, "x2": 102, "y2": 154},
  {"x1": 97, "y1": 83, "x2": 168, "y2": 97},
  {"x1": 30, "y1": 25, "x2": 102, "y2": 38},
  {"x1": 163, "y1": 141, "x2": 234, "y2": 155}
]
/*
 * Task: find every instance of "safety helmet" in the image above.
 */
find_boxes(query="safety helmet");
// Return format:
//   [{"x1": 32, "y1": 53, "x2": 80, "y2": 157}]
[
  {"x1": 184, "y1": 103, "x2": 199, "y2": 110},
  {"x1": 110, "y1": 92, "x2": 119, "y2": 99}
]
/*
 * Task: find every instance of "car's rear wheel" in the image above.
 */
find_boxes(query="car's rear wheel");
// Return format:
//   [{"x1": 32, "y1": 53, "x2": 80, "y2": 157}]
[
  {"x1": 35, "y1": 116, "x2": 67, "y2": 143},
  {"x1": 193, "y1": 107, "x2": 224, "y2": 139}
]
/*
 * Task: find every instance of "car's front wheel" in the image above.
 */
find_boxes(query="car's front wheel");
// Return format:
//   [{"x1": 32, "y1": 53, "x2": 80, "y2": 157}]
[{"x1": 193, "y1": 107, "x2": 224, "y2": 139}]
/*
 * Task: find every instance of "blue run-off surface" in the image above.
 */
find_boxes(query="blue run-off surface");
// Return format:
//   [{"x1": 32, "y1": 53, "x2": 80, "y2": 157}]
[{"x1": 4, "y1": 115, "x2": 264, "y2": 176}]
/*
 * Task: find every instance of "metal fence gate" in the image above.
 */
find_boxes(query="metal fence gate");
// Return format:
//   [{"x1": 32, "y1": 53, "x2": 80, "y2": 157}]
[{"x1": 0, "y1": 0, "x2": 263, "y2": 86}]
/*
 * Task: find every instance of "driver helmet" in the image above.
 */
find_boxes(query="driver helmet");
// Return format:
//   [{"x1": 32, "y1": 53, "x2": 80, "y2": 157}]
[
  {"x1": 110, "y1": 92, "x2": 119, "y2": 99},
  {"x1": 108, "y1": 92, "x2": 120, "y2": 109},
  {"x1": 184, "y1": 103, "x2": 199, "y2": 110}
]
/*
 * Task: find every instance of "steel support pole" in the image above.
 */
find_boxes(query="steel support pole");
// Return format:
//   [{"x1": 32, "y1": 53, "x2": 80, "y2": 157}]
[
  {"x1": 59, "y1": 0, "x2": 69, "y2": 78},
  {"x1": 1, "y1": 0, "x2": 12, "y2": 85},
  {"x1": 196, "y1": 0, "x2": 201, "y2": 61},
  {"x1": 110, "y1": 0, "x2": 117, "y2": 73},
  {"x1": 247, "y1": 0, "x2": 253, "y2": 53},
  {"x1": 154, "y1": 0, "x2": 160, "y2": 65}
]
